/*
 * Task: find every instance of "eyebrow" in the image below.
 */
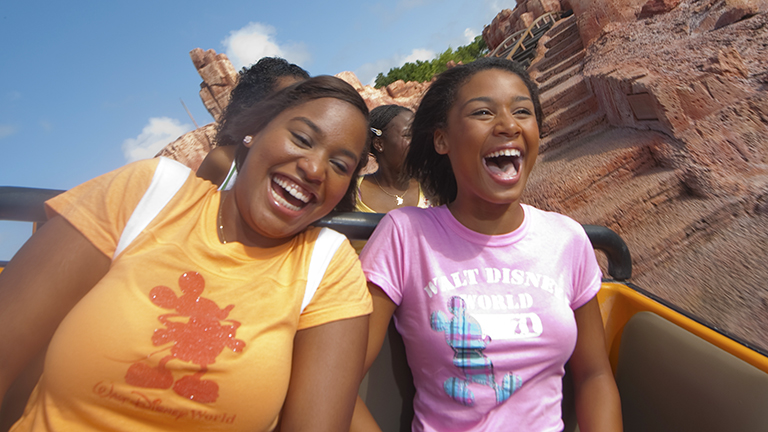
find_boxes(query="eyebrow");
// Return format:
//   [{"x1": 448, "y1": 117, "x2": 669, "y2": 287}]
[
  {"x1": 292, "y1": 116, "x2": 359, "y2": 162},
  {"x1": 462, "y1": 95, "x2": 533, "y2": 108},
  {"x1": 294, "y1": 116, "x2": 322, "y2": 135},
  {"x1": 338, "y1": 147, "x2": 359, "y2": 162}
]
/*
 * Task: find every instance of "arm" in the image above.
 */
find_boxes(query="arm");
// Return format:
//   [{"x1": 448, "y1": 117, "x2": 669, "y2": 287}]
[
  {"x1": 0, "y1": 216, "x2": 110, "y2": 399},
  {"x1": 569, "y1": 297, "x2": 623, "y2": 432},
  {"x1": 279, "y1": 315, "x2": 369, "y2": 432},
  {"x1": 349, "y1": 283, "x2": 398, "y2": 432},
  {"x1": 196, "y1": 146, "x2": 236, "y2": 186}
]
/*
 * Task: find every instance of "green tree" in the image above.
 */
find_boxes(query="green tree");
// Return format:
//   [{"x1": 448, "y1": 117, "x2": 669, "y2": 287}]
[{"x1": 374, "y1": 36, "x2": 488, "y2": 88}]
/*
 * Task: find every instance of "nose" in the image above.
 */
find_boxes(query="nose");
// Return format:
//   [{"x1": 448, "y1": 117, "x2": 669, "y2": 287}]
[
  {"x1": 297, "y1": 154, "x2": 326, "y2": 184},
  {"x1": 494, "y1": 111, "x2": 522, "y2": 138}
]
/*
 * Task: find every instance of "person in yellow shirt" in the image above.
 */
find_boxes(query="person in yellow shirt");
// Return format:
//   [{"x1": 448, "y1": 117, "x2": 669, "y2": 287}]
[
  {"x1": 0, "y1": 76, "x2": 373, "y2": 432},
  {"x1": 196, "y1": 56, "x2": 309, "y2": 190},
  {"x1": 355, "y1": 105, "x2": 429, "y2": 213}
]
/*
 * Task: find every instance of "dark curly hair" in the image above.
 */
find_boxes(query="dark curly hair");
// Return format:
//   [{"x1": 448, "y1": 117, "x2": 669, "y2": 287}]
[
  {"x1": 226, "y1": 75, "x2": 371, "y2": 212},
  {"x1": 214, "y1": 57, "x2": 309, "y2": 148},
  {"x1": 368, "y1": 104, "x2": 413, "y2": 158},
  {"x1": 405, "y1": 57, "x2": 543, "y2": 206}
]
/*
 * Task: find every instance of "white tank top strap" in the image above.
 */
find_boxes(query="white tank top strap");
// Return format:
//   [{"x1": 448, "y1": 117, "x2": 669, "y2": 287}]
[
  {"x1": 302, "y1": 227, "x2": 347, "y2": 313},
  {"x1": 113, "y1": 157, "x2": 190, "y2": 259},
  {"x1": 218, "y1": 160, "x2": 238, "y2": 191}
]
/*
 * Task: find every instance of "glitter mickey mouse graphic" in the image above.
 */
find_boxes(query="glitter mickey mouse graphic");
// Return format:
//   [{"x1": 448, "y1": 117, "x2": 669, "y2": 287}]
[
  {"x1": 125, "y1": 271, "x2": 245, "y2": 403},
  {"x1": 431, "y1": 296, "x2": 522, "y2": 406}
]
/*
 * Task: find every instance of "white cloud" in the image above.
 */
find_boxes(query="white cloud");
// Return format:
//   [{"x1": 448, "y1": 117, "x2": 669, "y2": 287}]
[
  {"x1": 122, "y1": 117, "x2": 192, "y2": 163},
  {"x1": 403, "y1": 49, "x2": 435, "y2": 64},
  {"x1": 355, "y1": 48, "x2": 436, "y2": 86},
  {"x1": 222, "y1": 22, "x2": 311, "y2": 70},
  {"x1": 464, "y1": 28, "x2": 479, "y2": 44},
  {"x1": 0, "y1": 124, "x2": 16, "y2": 140}
]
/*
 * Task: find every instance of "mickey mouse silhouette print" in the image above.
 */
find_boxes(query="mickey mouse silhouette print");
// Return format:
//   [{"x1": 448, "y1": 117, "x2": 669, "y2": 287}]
[
  {"x1": 431, "y1": 296, "x2": 522, "y2": 406},
  {"x1": 125, "y1": 271, "x2": 245, "y2": 403}
]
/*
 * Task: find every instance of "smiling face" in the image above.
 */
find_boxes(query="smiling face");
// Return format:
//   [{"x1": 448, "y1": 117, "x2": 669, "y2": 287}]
[
  {"x1": 433, "y1": 68, "x2": 540, "y2": 233},
  {"x1": 230, "y1": 97, "x2": 367, "y2": 247}
]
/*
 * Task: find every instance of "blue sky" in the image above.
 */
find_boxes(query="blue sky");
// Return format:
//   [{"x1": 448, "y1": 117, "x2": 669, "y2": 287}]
[{"x1": 0, "y1": 0, "x2": 505, "y2": 260}]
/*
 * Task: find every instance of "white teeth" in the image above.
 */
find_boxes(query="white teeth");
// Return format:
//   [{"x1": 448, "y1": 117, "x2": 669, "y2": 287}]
[
  {"x1": 273, "y1": 176, "x2": 310, "y2": 203},
  {"x1": 271, "y1": 188, "x2": 302, "y2": 211},
  {"x1": 486, "y1": 148, "x2": 521, "y2": 158}
]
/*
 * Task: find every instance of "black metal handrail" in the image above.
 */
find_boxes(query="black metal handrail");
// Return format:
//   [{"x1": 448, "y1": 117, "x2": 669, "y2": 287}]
[
  {"x1": 488, "y1": 11, "x2": 561, "y2": 60},
  {"x1": 0, "y1": 186, "x2": 64, "y2": 222},
  {"x1": 0, "y1": 186, "x2": 632, "y2": 280}
]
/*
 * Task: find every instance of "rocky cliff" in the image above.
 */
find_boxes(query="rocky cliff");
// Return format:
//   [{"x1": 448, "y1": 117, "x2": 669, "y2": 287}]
[
  {"x1": 487, "y1": 0, "x2": 768, "y2": 350},
  {"x1": 156, "y1": 52, "x2": 430, "y2": 172}
]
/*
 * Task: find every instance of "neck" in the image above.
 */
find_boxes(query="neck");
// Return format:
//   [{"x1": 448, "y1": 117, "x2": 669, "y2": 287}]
[
  {"x1": 373, "y1": 166, "x2": 410, "y2": 191},
  {"x1": 218, "y1": 191, "x2": 292, "y2": 249},
  {"x1": 447, "y1": 198, "x2": 525, "y2": 235}
]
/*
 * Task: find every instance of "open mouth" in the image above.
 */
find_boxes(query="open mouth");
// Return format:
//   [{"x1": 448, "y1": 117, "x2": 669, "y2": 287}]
[
  {"x1": 271, "y1": 175, "x2": 313, "y2": 211},
  {"x1": 484, "y1": 148, "x2": 522, "y2": 179}
]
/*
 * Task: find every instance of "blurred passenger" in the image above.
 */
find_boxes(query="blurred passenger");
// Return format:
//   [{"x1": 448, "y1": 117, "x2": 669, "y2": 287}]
[
  {"x1": 355, "y1": 105, "x2": 429, "y2": 213},
  {"x1": 196, "y1": 57, "x2": 309, "y2": 189}
]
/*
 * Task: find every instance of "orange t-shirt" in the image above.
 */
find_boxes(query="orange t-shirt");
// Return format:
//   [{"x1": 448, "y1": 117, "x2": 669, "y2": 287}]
[{"x1": 12, "y1": 159, "x2": 371, "y2": 432}]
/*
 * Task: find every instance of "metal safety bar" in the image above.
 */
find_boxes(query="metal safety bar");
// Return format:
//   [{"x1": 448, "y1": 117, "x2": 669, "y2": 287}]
[{"x1": 0, "y1": 186, "x2": 632, "y2": 280}]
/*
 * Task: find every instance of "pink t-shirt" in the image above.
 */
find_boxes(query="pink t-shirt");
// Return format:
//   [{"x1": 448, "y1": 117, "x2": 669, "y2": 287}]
[{"x1": 360, "y1": 205, "x2": 601, "y2": 431}]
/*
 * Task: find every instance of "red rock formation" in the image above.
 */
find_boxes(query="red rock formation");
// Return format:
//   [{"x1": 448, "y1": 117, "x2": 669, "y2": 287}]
[
  {"x1": 483, "y1": 9, "x2": 515, "y2": 51},
  {"x1": 336, "y1": 71, "x2": 429, "y2": 112},
  {"x1": 527, "y1": 0, "x2": 562, "y2": 18},
  {"x1": 637, "y1": 0, "x2": 683, "y2": 19},
  {"x1": 157, "y1": 52, "x2": 429, "y2": 172},
  {"x1": 515, "y1": 0, "x2": 768, "y2": 350},
  {"x1": 155, "y1": 124, "x2": 216, "y2": 172},
  {"x1": 190, "y1": 48, "x2": 238, "y2": 122},
  {"x1": 155, "y1": 49, "x2": 237, "y2": 171}
]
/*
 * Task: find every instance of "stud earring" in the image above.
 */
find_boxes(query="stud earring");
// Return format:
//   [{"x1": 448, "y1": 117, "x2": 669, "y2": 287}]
[{"x1": 243, "y1": 136, "x2": 252, "y2": 144}]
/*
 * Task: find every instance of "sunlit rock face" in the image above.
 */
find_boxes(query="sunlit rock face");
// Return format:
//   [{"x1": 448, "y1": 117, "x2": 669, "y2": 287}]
[
  {"x1": 154, "y1": 48, "x2": 236, "y2": 171},
  {"x1": 190, "y1": 48, "x2": 238, "y2": 123},
  {"x1": 156, "y1": 53, "x2": 430, "y2": 172},
  {"x1": 155, "y1": 123, "x2": 216, "y2": 172},
  {"x1": 335, "y1": 71, "x2": 430, "y2": 113},
  {"x1": 487, "y1": 0, "x2": 768, "y2": 350}
]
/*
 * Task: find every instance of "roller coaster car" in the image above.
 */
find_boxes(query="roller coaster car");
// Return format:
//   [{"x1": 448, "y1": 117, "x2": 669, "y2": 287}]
[
  {"x1": 319, "y1": 214, "x2": 768, "y2": 432},
  {"x1": 2, "y1": 188, "x2": 768, "y2": 432}
]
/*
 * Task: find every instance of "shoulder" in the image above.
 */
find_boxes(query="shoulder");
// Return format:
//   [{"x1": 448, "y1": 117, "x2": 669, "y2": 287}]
[
  {"x1": 313, "y1": 227, "x2": 349, "y2": 255},
  {"x1": 197, "y1": 146, "x2": 236, "y2": 184},
  {"x1": 112, "y1": 158, "x2": 167, "y2": 182},
  {"x1": 364, "y1": 207, "x2": 443, "y2": 253},
  {"x1": 207, "y1": 145, "x2": 237, "y2": 162},
  {"x1": 43, "y1": 158, "x2": 196, "y2": 258},
  {"x1": 381, "y1": 206, "x2": 452, "y2": 236},
  {"x1": 104, "y1": 157, "x2": 208, "y2": 213},
  {"x1": 112, "y1": 157, "x2": 193, "y2": 186},
  {"x1": 524, "y1": 204, "x2": 589, "y2": 242},
  {"x1": 386, "y1": 205, "x2": 440, "y2": 225},
  {"x1": 49, "y1": 159, "x2": 162, "y2": 206},
  {"x1": 296, "y1": 226, "x2": 351, "y2": 262}
]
